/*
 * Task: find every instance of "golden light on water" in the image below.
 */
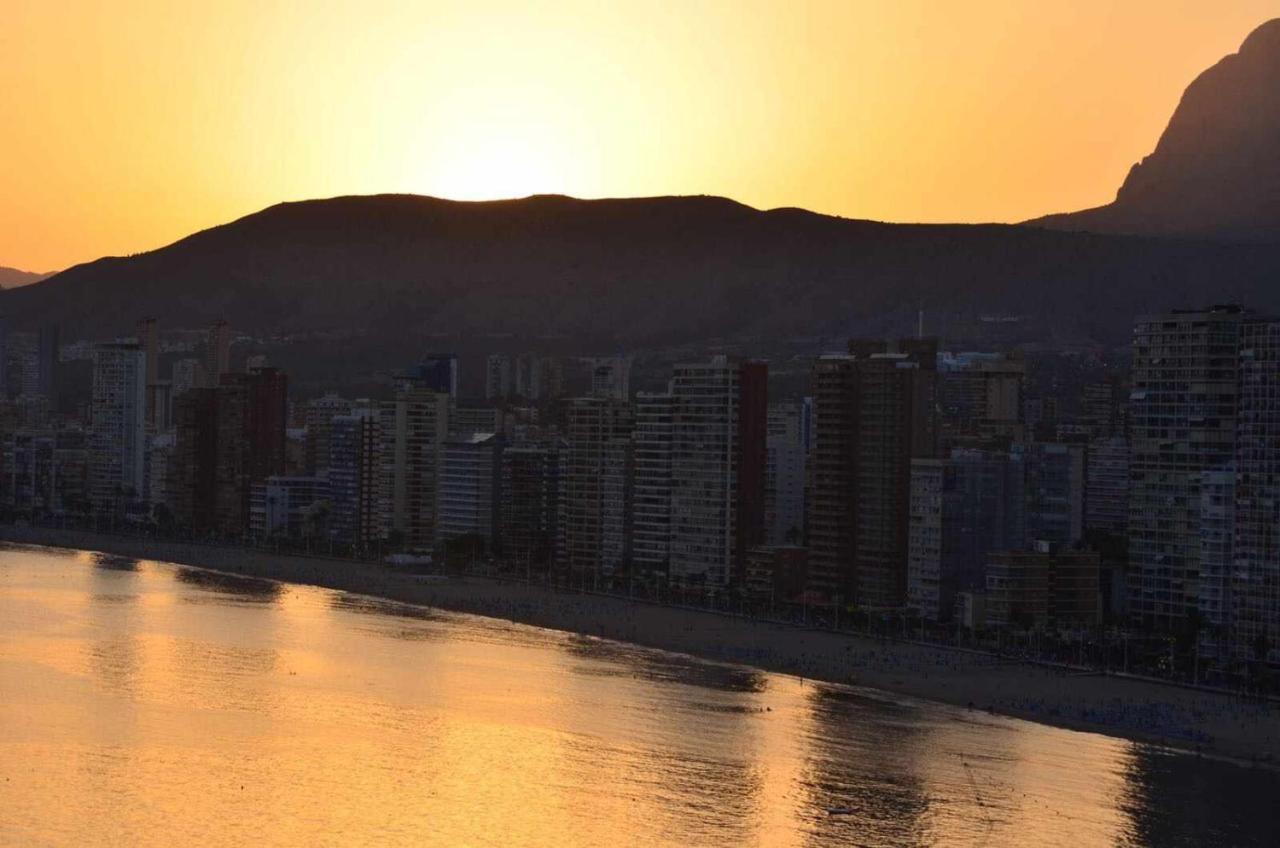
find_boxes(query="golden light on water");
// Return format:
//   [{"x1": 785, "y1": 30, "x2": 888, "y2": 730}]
[
  {"x1": 3, "y1": 1, "x2": 1277, "y2": 271},
  {"x1": 4, "y1": 547, "x2": 1275, "y2": 846}
]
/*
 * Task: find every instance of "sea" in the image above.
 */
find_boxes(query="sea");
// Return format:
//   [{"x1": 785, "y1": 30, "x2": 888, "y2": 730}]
[{"x1": 1, "y1": 544, "x2": 1276, "y2": 847}]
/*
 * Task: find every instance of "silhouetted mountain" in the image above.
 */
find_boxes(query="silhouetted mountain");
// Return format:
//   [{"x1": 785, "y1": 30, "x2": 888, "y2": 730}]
[
  {"x1": 1030, "y1": 19, "x2": 1280, "y2": 240},
  {"x1": 4, "y1": 194, "x2": 1280, "y2": 368},
  {"x1": 0, "y1": 266, "x2": 53, "y2": 289}
]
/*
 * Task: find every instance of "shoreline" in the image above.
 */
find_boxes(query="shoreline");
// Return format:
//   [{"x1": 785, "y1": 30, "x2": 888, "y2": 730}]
[{"x1": 4, "y1": 525, "x2": 1278, "y2": 767}]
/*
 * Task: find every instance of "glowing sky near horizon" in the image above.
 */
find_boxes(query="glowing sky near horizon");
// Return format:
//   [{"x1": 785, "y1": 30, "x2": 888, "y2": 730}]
[{"x1": 2, "y1": 1, "x2": 1276, "y2": 271}]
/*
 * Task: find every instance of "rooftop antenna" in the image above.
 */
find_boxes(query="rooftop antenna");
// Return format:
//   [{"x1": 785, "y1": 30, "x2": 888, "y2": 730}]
[{"x1": 917, "y1": 308, "x2": 924, "y2": 339}]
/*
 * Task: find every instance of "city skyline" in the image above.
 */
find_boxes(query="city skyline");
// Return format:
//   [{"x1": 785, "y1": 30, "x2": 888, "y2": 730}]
[
  {"x1": 4, "y1": 2, "x2": 1276, "y2": 271},
  {"x1": 4, "y1": 5, "x2": 1280, "y2": 843}
]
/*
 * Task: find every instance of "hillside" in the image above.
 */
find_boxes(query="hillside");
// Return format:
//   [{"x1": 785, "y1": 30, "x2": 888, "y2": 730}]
[
  {"x1": 4, "y1": 193, "x2": 1280, "y2": 363},
  {"x1": 0, "y1": 266, "x2": 53, "y2": 289},
  {"x1": 1030, "y1": 19, "x2": 1280, "y2": 241}
]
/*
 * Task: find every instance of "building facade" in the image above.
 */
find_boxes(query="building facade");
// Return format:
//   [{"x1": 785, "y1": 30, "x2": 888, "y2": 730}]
[
  {"x1": 667, "y1": 357, "x2": 766, "y2": 588},
  {"x1": 88, "y1": 342, "x2": 148, "y2": 515}
]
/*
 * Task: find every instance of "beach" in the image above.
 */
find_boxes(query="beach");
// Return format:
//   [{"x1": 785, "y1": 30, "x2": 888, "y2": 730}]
[{"x1": 3, "y1": 525, "x2": 1277, "y2": 766}]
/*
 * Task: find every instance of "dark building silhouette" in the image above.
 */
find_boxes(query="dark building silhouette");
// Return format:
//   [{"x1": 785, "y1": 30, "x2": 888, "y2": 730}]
[
  {"x1": 36, "y1": 323, "x2": 58, "y2": 402},
  {"x1": 411, "y1": 353, "x2": 458, "y2": 397},
  {"x1": 204, "y1": 320, "x2": 232, "y2": 387},
  {"x1": 807, "y1": 339, "x2": 939, "y2": 607},
  {"x1": 221, "y1": 367, "x2": 288, "y2": 482},
  {"x1": 558, "y1": 397, "x2": 633, "y2": 579},
  {"x1": 172, "y1": 367, "x2": 288, "y2": 533},
  {"x1": 499, "y1": 442, "x2": 561, "y2": 567},
  {"x1": 171, "y1": 388, "x2": 218, "y2": 532}
]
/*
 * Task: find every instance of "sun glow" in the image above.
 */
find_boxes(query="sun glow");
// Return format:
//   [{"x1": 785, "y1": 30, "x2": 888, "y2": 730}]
[
  {"x1": 3, "y1": 1, "x2": 1278, "y2": 271},
  {"x1": 417, "y1": 120, "x2": 579, "y2": 201}
]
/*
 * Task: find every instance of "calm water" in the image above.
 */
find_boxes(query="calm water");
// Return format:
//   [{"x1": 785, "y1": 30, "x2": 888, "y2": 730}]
[{"x1": 1, "y1": 545, "x2": 1276, "y2": 847}]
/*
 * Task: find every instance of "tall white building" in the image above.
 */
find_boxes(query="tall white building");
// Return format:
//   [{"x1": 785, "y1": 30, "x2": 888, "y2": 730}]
[
  {"x1": 632, "y1": 392, "x2": 674, "y2": 576},
  {"x1": 907, "y1": 458, "x2": 946, "y2": 621},
  {"x1": 668, "y1": 357, "x2": 767, "y2": 588},
  {"x1": 765, "y1": 401, "x2": 807, "y2": 546},
  {"x1": 89, "y1": 342, "x2": 148, "y2": 514},
  {"x1": 381, "y1": 386, "x2": 450, "y2": 550}
]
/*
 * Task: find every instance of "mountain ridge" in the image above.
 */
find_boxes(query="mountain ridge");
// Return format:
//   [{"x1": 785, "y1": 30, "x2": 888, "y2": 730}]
[
  {"x1": 10, "y1": 20, "x2": 1280, "y2": 364},
  {"x1": 4, "y1": 193, "x2": 1280, "y2": 362},
  {"x1": 0, "y1": 266, "x2": 54, "y2": 289},
  {"x1": 1029, "y1": 18, "x2": 1280, "y2": 240}
]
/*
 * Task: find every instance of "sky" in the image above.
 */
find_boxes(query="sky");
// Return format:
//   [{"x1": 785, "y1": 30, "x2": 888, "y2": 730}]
[{"x1": 2, "y1": 1, "x2": 1277, "y2": 272}]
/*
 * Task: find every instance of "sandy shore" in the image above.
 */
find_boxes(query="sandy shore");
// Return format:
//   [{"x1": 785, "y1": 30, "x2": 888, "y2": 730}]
[{"x1": 4, "y1": 525, "x2": 1278, "y2": 766}]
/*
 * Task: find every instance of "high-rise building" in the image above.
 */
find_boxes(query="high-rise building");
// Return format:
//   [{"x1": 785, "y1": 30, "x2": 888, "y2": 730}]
[
  {"x1": 1128, "y1": 306, "x2": 1245, "y2": 629},
  {"x1": 513, "y1": 354, "x2": 564, "y2": 400},
  {"x1": 907, "y1": 448, "x2": 1025, "y2": 622},
  {"x1": 451, "y1": 403, "x2": 503, "y2": 438},
  {"x1": 499, "y1": 442, "x2": 561, "y2": 567},
  {"x1": 204, "y1": 320, "x2": 232, "y2": 386},
  {"x1": 765, "y1": 401, "x2": 807, "y2": 546},
  {"x1": 437, "y1": 432, "x2": 502, "y2": 550},
  {"x1": 135, "y1": 317, "x2": 161, "y2": 429},
  {"x1": 135, "y1": 318, "x2": 159, "y2": 383},
  {"x1": 304, "y1": 393, "x2": 353, "y2": 475},
  {"x1": 328, "y1": 405, "x2": 386, "y2": 548},
  {"x1": 221, "y1": 367, "x2": 288, "y2": 482},
  {"x1": 171, "y1": 358, "x2": 205, "y2": 400},
  {"x1": 171, "y1": 388, "x2": 218, "y2": 531},
  {"x1": 36, "y1": 324, "x2": 58, "y2": 402},
  {"x1": 558, "y1": 397, "x2": 633, "y2": 578},
  {"x1": 667, "y1": 357, "x2": 767, "y2": 588},
  {"x1": 88, "y1": 342, "x2": 148, "y2": 515},
  {"x1": 1, "y1": 432, "x2": 56, "y2": 514},
  {"x1": 1085, "y1": 434, "x2": 1129, "y2": 534},
  {"x1": 1198, "y1": 467, "x2": 1237, "y2": 662},
  {"x1": 146, "y1": 431, "x2": 175, "y2": 512},
  {"x1": 599, "y1": 437, "x2": 633, "y2": 572},
  {"x1": 1230, "y1": 318, "x2": 1280, "y2": 665},
  {"x1": 405, "y1": 353, "x2": 458, "y2": 397},
  {"x1": 807, "y1": 355, "x2": 858, "y2": 599},
  {"x1": 485, "y1": 354, "x2": 512, "y2": 400},
  {"x1": 1015, "y1": 442, "x2": 1085, "y2": 546},
  {"x1": 631, "y1": 392, "x2": 674, "y2": 578},
  {"x1": 170, "y1": 368, "x2": 289, "y2": 534},
  {"x1": 808, "y1": 340, "x2": 938, "y2": 607},
  {"x1": 938, "y1": 350, "x2": 1025, "y2": 447},
  {"x1": 1079, "y1": 376, "x2": 1127, "y2": 436},
  {"x1": 209, "y1": 380, "x2": 250, "y2": 533},
  {"x1": 0, "y1": 429, "x2": 90, "y2": 515},
  {"x1": 587, "y1": 356, "x2": 632, "y2": 401},
  {"x1": 4, "y1": 331, "x2": 40, "y2": 399},
  {"x1": 381, "y1": 385, "x2": 450, "y2": 550}
]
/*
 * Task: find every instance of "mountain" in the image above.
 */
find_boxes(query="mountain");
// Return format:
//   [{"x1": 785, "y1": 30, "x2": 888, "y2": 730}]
[
  {"x1": 1030, "y1": 18, "x2": 1280, "y2": 241},
  {"x1": 0, "y1": 266, "x2": 53, "y2": 289},
  {"x1": 4, "y1": 194, "x2": 1280, "y2": 368}
]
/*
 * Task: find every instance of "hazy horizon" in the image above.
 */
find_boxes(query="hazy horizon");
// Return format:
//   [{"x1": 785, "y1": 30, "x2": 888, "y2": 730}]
[{"x1": 4, "y1": 2, "x2": 1277, "y2": 272}]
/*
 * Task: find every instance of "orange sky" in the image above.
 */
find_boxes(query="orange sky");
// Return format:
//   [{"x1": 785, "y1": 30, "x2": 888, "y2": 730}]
[{"x1": 2, "y1": 1, "x2": 1276, "y2": 272}]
